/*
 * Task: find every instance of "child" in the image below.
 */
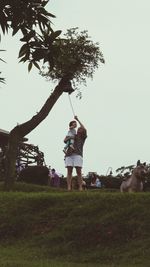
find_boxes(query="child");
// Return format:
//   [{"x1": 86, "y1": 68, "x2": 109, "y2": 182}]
[{"x1": 63, "y1": 120, "x2": 77, "y2": 154}]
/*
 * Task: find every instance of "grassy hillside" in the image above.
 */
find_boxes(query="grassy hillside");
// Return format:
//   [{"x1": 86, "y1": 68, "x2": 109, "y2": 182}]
[{"x1": 0, "y1": 182, "x2": 150, "y2": 267}]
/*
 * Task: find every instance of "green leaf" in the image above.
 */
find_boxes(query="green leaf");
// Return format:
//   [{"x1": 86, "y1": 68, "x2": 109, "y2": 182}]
[
  {"x1": 53, "y1": 30, "x2": 62, "y2": 38},
  {"x1": 18, "y1": 44, "x2": 29, "y2": 58},
  {"x1": 50, "y1": 30, "x2": 62, "y2": 42},
  {"x1": 47, "y1": 12, "x2": 56, "y2": 18},
  {"x1": 33, "y1": 61, "x2": 41, "y2": 70},
  {"x1": 12, "y1": 25, "x2": 20, "y2": 36},
  {"x1": 20, "y1": 30, "x2": 35, "y2": 42},
  {"x1": 19, "y1": 55, "x2": 28, "y2": 63},
  {"x1": 28, "y1": 62, "x2": 33, "y2": 72}
]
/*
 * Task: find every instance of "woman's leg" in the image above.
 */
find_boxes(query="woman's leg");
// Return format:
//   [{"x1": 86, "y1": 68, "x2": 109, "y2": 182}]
[
  {"x1": 67, "y1": 166, "x2": 73, "y2": 191},
  {"x1": 76, "y1": 167, "x2": 83, "y2": 191}
]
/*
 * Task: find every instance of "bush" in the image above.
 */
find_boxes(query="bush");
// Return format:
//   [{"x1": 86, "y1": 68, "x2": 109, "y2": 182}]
[
  {"x1": 100, "y1": 175, "x2": 122, "y2": 189},
  {"x1": 19, "y1": 166, "x2": 49, "y2": 185}
]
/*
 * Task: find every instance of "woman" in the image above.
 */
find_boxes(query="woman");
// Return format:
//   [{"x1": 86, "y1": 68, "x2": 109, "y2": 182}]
[{"x1": 64, "y1": 116, "x2": 87, "y2": 191}]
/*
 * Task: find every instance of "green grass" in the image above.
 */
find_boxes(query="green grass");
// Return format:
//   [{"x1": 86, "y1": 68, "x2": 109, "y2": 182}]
[{"x1": 0, "y1": 182, "x2": 150, "y2": 266}]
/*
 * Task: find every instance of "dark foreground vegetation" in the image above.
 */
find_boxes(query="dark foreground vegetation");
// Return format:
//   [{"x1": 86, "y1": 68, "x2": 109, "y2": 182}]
[{"x1": 0, "y1": 182, "x2": 150, "y2": 267}]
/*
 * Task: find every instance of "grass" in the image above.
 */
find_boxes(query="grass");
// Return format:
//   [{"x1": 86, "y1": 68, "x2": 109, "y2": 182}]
[{"x1": 0, "y1": 182, "x2": 150, "y2": 266}]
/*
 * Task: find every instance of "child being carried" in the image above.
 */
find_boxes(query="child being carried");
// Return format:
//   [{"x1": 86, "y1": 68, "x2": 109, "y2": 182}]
[{"x1": 63, "y1": 119, "x2": 77, "y2": 154}]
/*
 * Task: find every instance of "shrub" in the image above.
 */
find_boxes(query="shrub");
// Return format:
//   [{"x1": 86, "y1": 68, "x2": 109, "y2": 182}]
[{"x1": 19, "y1": 166, "x2": 49, "y2": 185}]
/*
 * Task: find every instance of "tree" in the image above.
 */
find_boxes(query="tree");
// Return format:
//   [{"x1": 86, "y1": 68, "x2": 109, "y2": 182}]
[{"x1": 0, "y1": 2, "x2": 105, "y2": 190}]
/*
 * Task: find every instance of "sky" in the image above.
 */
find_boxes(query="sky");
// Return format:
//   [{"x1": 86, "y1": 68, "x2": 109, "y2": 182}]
[{"x1": 1, "y1": 0, "x2": 150, "y2": 176}]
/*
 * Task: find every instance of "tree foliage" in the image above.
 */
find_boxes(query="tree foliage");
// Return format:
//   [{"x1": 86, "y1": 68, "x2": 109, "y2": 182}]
[
  {"x1": 19, "y1": 24, "x2": 62, "y2": 72},
  {"x1": 0, "y1": 0, "x2": 61, "y2": 76},
  {"x1": 40, "y1": 27, "x2": 105, "y2": 90},
  {"x1": 0, "y1": 2, "x2": 105, "y2": 86},
  {"x1": 0, "y1": 0, "x2": 54, "y2": 35}
]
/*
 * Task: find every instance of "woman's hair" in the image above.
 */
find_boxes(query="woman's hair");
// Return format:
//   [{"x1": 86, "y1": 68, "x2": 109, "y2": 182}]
[{"x1": 77, "y1": 127, "x2": 86, "y2": 135}]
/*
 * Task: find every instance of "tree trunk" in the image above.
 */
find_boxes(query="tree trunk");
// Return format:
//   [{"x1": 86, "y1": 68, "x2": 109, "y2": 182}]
[
  {"x1": 4, "y1": 77, "x2": 71, "y2": 191},
  {"x1": 4, "y1": 131, "x2": 20, "y2": 190}
]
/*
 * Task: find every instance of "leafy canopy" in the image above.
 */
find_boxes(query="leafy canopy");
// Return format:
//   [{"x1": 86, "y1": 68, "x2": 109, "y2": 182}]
[
  {"x1": 40, "y1": 27, "x2": 105, "y2": 89},
  {"x1": 0, "y1": 0, "x2": 60, "y2": 78},
  {"x1": 0, "y1": 1, "x2": 105, "y2": 88},
  {"x1": 0, "y1": 0, "x2": 54, "y2": 36}
]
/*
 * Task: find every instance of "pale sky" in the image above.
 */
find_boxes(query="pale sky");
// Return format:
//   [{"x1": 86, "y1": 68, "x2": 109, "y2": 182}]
[{"x1": 1, "y1": 0, "x2": 150, "y2": 176}]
